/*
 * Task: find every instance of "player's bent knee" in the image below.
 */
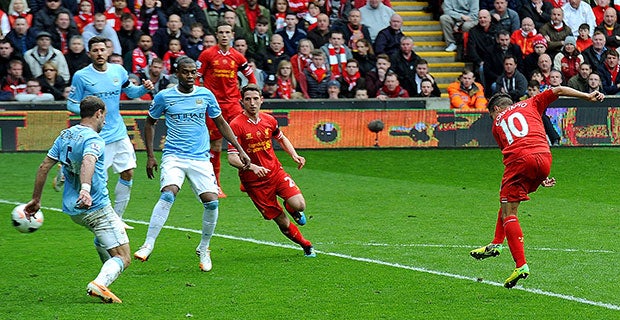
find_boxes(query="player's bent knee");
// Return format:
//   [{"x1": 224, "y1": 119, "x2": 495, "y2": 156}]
[
  {"x1": 160, "y1": 190, "x2": 176, "y2": 203},
  {"x1": 203, "y1": 200, "x2": 219, "y2": 210}
]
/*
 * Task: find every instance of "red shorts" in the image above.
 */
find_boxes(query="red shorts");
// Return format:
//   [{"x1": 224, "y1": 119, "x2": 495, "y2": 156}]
[
  {"x1": 242, "y1": 169, "x2": 302, "y2": 220},
  {"x1": 206, "y1": 102, "x2": 242, "y2": 141},
  {"x1": 500, "y1": 152, "x2": 552, "y2": 203}
]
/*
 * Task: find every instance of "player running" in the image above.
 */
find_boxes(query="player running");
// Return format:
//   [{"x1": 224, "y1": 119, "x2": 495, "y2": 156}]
[
  {"x1": 470, "y1": 86, "x2": 604, "y2": 288},
  {"x1": 67, "y1": 36, "x2": 154, "y2": 229},
  {"x1": 133, "y1": 56, "x2": 251, "y2": 271},
  {"x1": 197, "y1": 21, "x2": 256, "y2": 198},
  {"x1": 227, "y1": 84, "x2": 316, "y2": 257}
]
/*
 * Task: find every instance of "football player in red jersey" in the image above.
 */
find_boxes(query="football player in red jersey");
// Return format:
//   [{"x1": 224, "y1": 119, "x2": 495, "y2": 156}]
[
  {"x1": 470, "y1": 86, "x2": 604, "y2": 288},
  {"x1": 227, "y1": 84, "x2": 316, "y2": 257},
  {"x1": 197, "y1": 21, "x2": 257, "y2": 197}
]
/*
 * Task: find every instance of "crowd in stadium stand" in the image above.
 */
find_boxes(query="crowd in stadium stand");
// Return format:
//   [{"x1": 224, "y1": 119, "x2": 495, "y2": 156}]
[{"x1": 0, "y1": 0, "x2": 615, "y2": 104}]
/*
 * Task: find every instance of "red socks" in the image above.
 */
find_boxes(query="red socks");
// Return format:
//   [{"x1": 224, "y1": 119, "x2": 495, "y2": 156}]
[
  {"x1": 492, "y1": 208, "x2": 505, "y2": 245},
  {"x1": 281, "y1": 223, "x2": 311, "y2": 248},
  {"x1": 503, "y1": 215, "x2": 526, "y2": 267}
]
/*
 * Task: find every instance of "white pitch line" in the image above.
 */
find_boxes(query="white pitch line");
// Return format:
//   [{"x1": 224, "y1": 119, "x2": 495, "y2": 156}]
[
  {"x1": 314, "y1": 241, "x2": 616, "y2": 254},
  {"x1": 2, "y1": 200, "x2": 619, "y2": 311}
]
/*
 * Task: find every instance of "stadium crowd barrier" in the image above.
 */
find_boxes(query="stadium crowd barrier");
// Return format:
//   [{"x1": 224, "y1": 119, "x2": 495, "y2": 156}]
[{"x1": 0, "y1": 97, "x2": 618, "y2": 151}]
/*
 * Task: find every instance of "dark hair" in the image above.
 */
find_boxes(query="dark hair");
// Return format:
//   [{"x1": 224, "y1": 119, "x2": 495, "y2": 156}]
[
  {"x1": 216, "y1": 20, "x2": 233, "y2": 31},
  {"x1": 487, "y1": 92, "x2": 513, "y2": 113},
  {"x1": 190, "y1": 22, "x2": 204, "y2": 30},
  {"x1": 174, "y1": 56, "x2": 195, "y2": 72},
  {"x1": 503, "y1": 54, "x2": 517, "y2": 64},
  {"x1": 241, "y1": 83, "x2": 262, "y2": 97},
  {"x1": 88, "y1": 36, "x2": 108, "y2": 50},
  {"x1": 605, "y1": 49, "x2": 619, "y2": 58},
  {"x1": 256, "y1": 15, "x2": 269, "y2": 26},
  {"x1": 420, "y1": 78, "x2": 433, "y2": 85},
  {"x1": 527, "y1": 79, "x2": 540, "y2": 88},
  {"x1": 120, "y1": 13, "x2": 134, "y2": 21},
  {"x1": 80, "y1": 96, "x2": 106, "y2": 118},
  {"x1": 496, "y1": 29, "x2": 511, "y2": 38},
  {"x1": 578, "y1": 23, "x2": 590, "y2": 31}
]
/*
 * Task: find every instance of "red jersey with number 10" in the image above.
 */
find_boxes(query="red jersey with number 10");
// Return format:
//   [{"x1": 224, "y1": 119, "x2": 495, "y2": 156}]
[
  {"x1": 228, "y1": 112, "x2": 285, "y2": 182},
  {"x1": 492, "y1": 89, "x2": 558, "y2": 165},
  {"x1": 197, "y1": 46, "x2": 256, "y2": 105}
]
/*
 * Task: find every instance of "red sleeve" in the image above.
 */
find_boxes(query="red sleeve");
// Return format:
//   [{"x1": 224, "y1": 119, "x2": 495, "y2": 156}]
[
  {"x1": 533, "y1": 89, "x2": 559, "y2": 115},
  {"x1": 235, "y1": 50, "x2": 257, "y2": 84},
  {"x1": 196, "y1": 49, "x2": 210, "y2": 85}
]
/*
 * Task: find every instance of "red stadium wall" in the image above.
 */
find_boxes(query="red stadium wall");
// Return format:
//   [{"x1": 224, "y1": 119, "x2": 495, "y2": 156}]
[{"x1": 1, "y1": 106, "x2": 619, "y2": 151}]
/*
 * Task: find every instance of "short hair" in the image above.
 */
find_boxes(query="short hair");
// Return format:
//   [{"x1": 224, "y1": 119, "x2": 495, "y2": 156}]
[
  {"x1": 298, "y1": 38, "x2": 314, "y2": 50},
  {"x1": 605, "y1": 49, "x2": 619, "y2": 58},
  {"x1": 593, "y1": 30, "x2": 605, "y2": 38},
  {"x1": 346, "y1": 58, "x2": 359, "y2": 66},
  {"x1": 487, "y1": 92, "x2": 513, "y2": 113},
  {"x1": 256, "y1": 15, "x2": 269, "y2": 26},
  {"x1": 329, "y1": 30, "x2": 344, "y2": 38},
  {"x1": 9, "y1": 59, "x2": 23, "y2": 68},
  {"x1": 69, "y1": 35, "x2": 84, "y2": 44},
  {"x1": 579, "y1": 23, "x2": 590, "y2": 31},
  {"x1": 496, "y1": 29, "x2": 511, "y2": 38},
  {"x1": 376, "y1": 53, "x2": 390, "y2": 62},
  {"x1": 417, "y1": 58, "x2": 429, "y2": 66},
  {"x1": 311, "y1": 49, "x2": 325, "y2": 59},
  {"x1": 80, "y1": 96, "x2": 106, "y2": 118},
  {"x1": 527, "y1": 79, "x2": 540, "y2": 88},
  {"x1": 88, "y1": 36, "x2": 108, "y2": 49},
  {"x1": 174, "y1": 56, "x2": 195, "y2": 71},
  {"x1": 150, "y1": 58, "x2": 163, "y2": 65},
  {"x1": 400, "y1": 36, "x2": 414, "y2": 44},
  {"x1": 241, "y1": 83, "x2": 262, "y2": 97},
  {"x1": 420, "y1": 78, "x2": 433, "y2": 85},
  {"x1": 503, "y1": 54, "x2": 517, "y2": 64},
  {"x1": 190, "y1": 22, "x2": 204, "y2": 30},
  {"x1": 216, "y1": 20, "x2": 233, "y2": 31},
  {"x1": 121, "y1": 12, "x2": 134, "y2": 21}
]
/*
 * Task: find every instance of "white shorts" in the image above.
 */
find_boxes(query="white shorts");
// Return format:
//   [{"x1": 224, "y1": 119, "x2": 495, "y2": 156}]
[
  {"x1": 70, "y1": 205, "x2": 129, "y2": 250},
  {"x1": 160, "y1": 154, "x2": 219, "y2": 196},
  {"x1": 104, "y1": 137, "x2": 137, "y2": 174}
]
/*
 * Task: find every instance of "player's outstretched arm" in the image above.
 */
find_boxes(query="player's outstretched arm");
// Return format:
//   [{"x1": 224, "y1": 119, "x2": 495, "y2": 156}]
[
  {"x1": 25, "y1": 156, "x2": 57, "y2": 218},
  {"x1": 276, "y1": 134, "x2": 305, "y2": 170},
  {"x1": 552, "y1": 86, "x2": 605, "y2": 102},
  {"x1": 213, "y1": 115, "x2": 251, "y2": 169}
]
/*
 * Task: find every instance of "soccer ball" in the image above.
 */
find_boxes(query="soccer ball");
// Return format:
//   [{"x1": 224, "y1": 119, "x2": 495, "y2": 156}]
[{"x1": 11, "y1": 204, "x2": 44, "y2": 233}]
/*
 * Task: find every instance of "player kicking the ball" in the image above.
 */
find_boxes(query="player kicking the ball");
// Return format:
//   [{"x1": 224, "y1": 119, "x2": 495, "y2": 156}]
[
  {"x1": 25, "y1": 96, "x2": 131, "y2": 303},
  {"x1": 227, "y1": 84, "x2": 316, "y2": 257},
  {"x1": 470, "y1": 86, "x2": 604, "y2": 288}
]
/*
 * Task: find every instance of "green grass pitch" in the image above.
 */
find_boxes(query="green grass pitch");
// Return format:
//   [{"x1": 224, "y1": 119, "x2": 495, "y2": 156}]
[{"x1": 1, "y1": 148, "x2": 619, "y2": 319}]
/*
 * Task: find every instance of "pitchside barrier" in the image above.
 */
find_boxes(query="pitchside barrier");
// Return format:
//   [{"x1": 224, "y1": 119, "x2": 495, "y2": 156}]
[{"x1": 0, "y1": 97, "x2": 618, "y2": 151}]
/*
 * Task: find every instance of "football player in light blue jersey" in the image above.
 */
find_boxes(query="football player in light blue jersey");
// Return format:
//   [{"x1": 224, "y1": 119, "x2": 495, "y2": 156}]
[
  {"x1": 66, "y1": 36, "x2": 154, "y2": 229},
  {"x1": 24, "y1": 96, "x2": 131, "y2": 304},
  {"x1": 133, "y1": 56, "x2": 251, "y2": 272}
]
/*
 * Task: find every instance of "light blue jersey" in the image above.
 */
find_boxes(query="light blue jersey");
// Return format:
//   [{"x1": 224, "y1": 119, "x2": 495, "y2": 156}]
[
  {"x1": 47, "y1": 125, "x2": 110, "y2": 215},
  {"x1": 67, "y1": 63, "x2": 148, "y2": 144},
  {"x1": 149, "y1": 86, "x2": 222, "y2": 160}
]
